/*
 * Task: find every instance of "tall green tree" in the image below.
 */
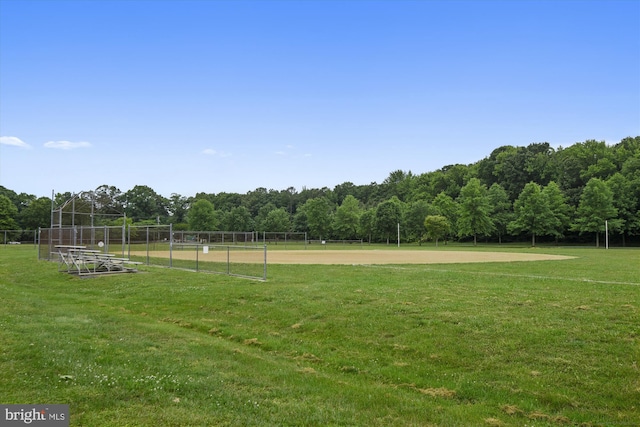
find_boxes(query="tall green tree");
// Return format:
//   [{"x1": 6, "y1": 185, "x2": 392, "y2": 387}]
[
  {"x1": 332, "y1": 195, "x2": 362, "y2": 240},
  {"x1": 187, "y1": 199, "x2": 218, "y2": 231},
  {"x1": 299, "y1": 197, "x2": 333, "y2": 240},
  {"x1": 224, "y1": 206, "x2": 255, "y2": 232},
  {"x1": 18, "y1": 197, "x2": 52, "y2": 229},
  {"x1": 168, "y1": 193, "x2": 189, "y2": 224},
  {"x1": 606, "y1": 173, "x2": 640, "y2": 244},
  {"x1": 404, "y1": 200, "x2": 437, "y2": 243},
  {"x1": 432, "y1": 192, "x2": 459, "y2": 240},
  {"x1": 255, "y1": 203, "x2": 277, "y2": 232},
  {"x1": 491, "y1": 143, "x2": 556, "y2": 201},
  {"x1": 123, "y1": 185, "x2": 168, "y2": 222},
  {"x1": 0, "y1": 194, "x2": 19, "y2": 231},
  {"x1": 457, "y1": 178, "x2": 493, "y2": 245},
  {"x1": 572, "y1": 178, "x2": 621, "y2": 247},
  {"x1": 381, "y1": 170, "x2": 414, "y2": 202},
  {"x1": 424, "y1": 215, "x2": 450, "y2": 247},
  {"x1": 542, "y1": 181, "x2": 572, "y2": 242},
  {"x1": 243, "y1": 187, "x2": 270, "y2": 217},
  {"x1": 508, "y1": 182, "x2": 556, "y2": 247},
  {"x1": 359, "y1": 208, "x2": 375, "y2": 244},
  {"x1": 94, "y1": 185, "x2": 124, "y2": 218},
  {"x1": 374, "y1": 197, "x2": 403, "y2": 244},
  {"x1": 262, "y1": 208, "x2": 291, "y2": 232},
  {"x1": 487, "y1": 183, "x2": 512, "y2": 244}
]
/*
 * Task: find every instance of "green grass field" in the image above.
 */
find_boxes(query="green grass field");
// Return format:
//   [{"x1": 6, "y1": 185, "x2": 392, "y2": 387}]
[{"x1": 1, "y1": 245, "x2": 638, "y2": 426}]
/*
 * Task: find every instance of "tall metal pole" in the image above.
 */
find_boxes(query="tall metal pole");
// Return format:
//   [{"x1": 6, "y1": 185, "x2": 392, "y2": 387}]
[
  {"x1": 122, "y1": 213, "x2": 126, "y2": 256},
  {"x1": 91, "y1": 191, "x2": 95, "y2": 227},
  {"x1": 72, "y1": 195, "x2": 75, "y2": 228},
  {"x1": 263, "y1": 245, "x2": 267, "y2": 281},
  {"x1": 605, "y1": 220, "x2": 609, "y2": 250},
  {"x1": 50, "y1": 190, "x2": 55, "y2": 228},
  {"x1": 146, "y1": 226, "x2": 150, "y2": 265},
  {"x1": 169, "y1": 223, "x2": 173, "y2": 268}
]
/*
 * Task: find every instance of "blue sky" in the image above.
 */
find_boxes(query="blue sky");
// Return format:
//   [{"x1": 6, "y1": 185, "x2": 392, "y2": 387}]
[{"x1": 1, "y1": 0, "x2": 639, "y2": 199}]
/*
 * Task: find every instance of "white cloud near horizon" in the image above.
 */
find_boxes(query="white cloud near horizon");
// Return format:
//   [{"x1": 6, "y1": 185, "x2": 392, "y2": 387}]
[
  {"x1": 44, "y1": 140, "x2": 91, "y2": 150},
  {"x1": 0, "y1": 136, "x2": 31, "y2": 149},
  {"x1": 202, "y1": 148, "x2": 231, "y2": 157},
  {"x1": 276, "y1": 145, "x2": 311, "y2": 158}
]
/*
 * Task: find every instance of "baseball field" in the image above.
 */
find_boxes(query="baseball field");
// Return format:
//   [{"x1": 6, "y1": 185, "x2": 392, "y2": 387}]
[
  {"x1": 163, "y1": 248, "x2": 575, "y2": 265},
  {"x1": 1, "y1": 244, "x2": 638, "y2": 426}
]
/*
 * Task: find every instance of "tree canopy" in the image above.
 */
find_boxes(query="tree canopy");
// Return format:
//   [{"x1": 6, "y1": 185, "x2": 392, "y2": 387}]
[{"x1": 2, "y1": 136, "x2": 639, "y2": 246}]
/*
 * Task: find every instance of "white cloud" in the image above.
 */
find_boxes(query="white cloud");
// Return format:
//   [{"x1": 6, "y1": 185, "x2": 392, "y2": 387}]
[
  {"x1": 202, "y1": 148, "x2": 231, "y2": 157},
  {"x1": 275, "y1": 145, "x2": 298, "y2": 156},
  {"x1": 44, "y1": 140, "x2": 91, "y2": 150},
  {"x1": 0, "y1": 136, "x2": 31, "y2": 149}
]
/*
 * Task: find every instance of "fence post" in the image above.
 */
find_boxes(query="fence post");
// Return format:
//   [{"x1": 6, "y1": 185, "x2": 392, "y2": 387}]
[
  {"x1": 169, "y1": 223, "x2": 173, "y2": 268},
  {"x1": 146, "y1": 226, "x2": 150, "y2": 265},
  {"x1": 263, "y1": 245, "x2": 267, "y2": 280},
  {"x1": 227, "y1": 246, "x2": 230, "y2": 275}
]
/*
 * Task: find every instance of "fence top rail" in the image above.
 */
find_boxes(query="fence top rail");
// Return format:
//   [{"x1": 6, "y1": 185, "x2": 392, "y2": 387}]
[{"x1": 195, "y1": 243, "x2": 266, "y2": 249}]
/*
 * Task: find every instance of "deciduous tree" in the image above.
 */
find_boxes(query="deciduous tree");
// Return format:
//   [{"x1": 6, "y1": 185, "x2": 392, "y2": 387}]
[
  {"x1": 332, "y1": 195, "x2": 362, "y2": 240},
  {"x1": 424, "y1": 215, "x2": 450, "y2": 247},
  {"x1": 263, "y1": 208, "x2": 291, "y2": 232},
  {"x1": 508, "y1": 182, "x2": 556, "y2": 247},
  {"x1": 375, "y1": 197, "x2": 403, "y2": 244},
  {"x1": 572, "y1": 178, "x2": 621, "y2": 247},
  {"x1": 457, "y1": 178, "x2": 493, "y2": 245},
  {"x1": 123, "y1": 185, "x2": 168, "y2": 222},
  {"x1": 487, "y1": 183, "x2": 512, "y2": 244},
  {"x1": 404, "y1": 200, "x2": 437, "y2": 244},
  {"x1": 359, "y1": 208, "x2": 375, "y2": 244},
  {"x1": 224, "y1": 206, "x2": 255, "y2": 232},
  {"x1": 432, "y1": 192, "x2": 459, "y2": 240},
  {"x1": 18, "y1": 197, "x2": 52, "y2": 229},
  {"x1": 299, "y1": 197, "x2": 333, "y2": 240},
  {"x1": 542, "y1": 181, "x2": 572, "y2": 242},
  {"x1": 187, "y1": 199, "x2": 218, "y2": 231},
  {"x1": 606, "y1": 173, "x2": 640, "y2": 244},
  {"x1": 0, "y1": 194, "x2": 19, "y2": 231}
]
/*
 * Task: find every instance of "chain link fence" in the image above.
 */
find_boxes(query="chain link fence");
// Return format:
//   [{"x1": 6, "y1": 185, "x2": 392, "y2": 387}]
[
  {"x1": 1, "y1": 229, "x2": 38, "y2": 246},
  {"x1": 39, "y1": 225, "x2": 267, "y2": 281}
]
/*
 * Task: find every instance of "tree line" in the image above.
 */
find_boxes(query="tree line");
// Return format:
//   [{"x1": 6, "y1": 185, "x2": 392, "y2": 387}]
[{"x1": 1, "y1": 137, "x2": 638, "y2": 246}]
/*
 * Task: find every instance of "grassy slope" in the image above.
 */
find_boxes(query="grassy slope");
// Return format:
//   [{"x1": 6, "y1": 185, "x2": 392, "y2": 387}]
[{"x1": 1, "y1": 245, "x2": 638, "y2": 426}]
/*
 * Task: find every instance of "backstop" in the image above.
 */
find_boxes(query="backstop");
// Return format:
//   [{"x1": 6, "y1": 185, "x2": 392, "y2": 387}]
[{"x1": 40, "y1": 225, "x2": 267, "y2": 281}]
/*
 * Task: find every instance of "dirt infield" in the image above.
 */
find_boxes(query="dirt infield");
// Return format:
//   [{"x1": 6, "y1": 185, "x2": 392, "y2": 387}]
[
  {"x1": 142, "y1": 249, "x2": 574, "y2": 265},
  {"x1": 263, "y1": 250, "x2": 574, "y2": 264}
]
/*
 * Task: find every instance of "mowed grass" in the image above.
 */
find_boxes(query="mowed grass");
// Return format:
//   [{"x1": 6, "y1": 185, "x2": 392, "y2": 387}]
[{"x1": 0, "y1": 245, "x2": 638, "y2": 426}]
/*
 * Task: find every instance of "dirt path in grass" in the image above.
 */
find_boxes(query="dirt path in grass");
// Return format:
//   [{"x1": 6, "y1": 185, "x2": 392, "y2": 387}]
[{"x1": 136, "y1": 249, "x2": 574, "y2": 265}]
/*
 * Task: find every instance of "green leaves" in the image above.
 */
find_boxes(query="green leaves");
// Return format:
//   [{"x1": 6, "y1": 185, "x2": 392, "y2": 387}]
[
  {"x1": 187, "y1": 199, "x2": 218, "y2": 231},
  {"x1": 572, "y1": 178, "x2": 621, "y2": 246},
  {"x1": 457, "y1": 178, "x2": 493, "y2": 245},
  {"x1": 509, "y1": 182, "x2": 556, "y2": 246}
]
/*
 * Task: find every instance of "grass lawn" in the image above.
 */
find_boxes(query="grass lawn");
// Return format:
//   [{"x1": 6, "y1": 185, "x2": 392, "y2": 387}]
[{"x1": 1, "y1": 245, "x2": 638, "y2": 426}]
